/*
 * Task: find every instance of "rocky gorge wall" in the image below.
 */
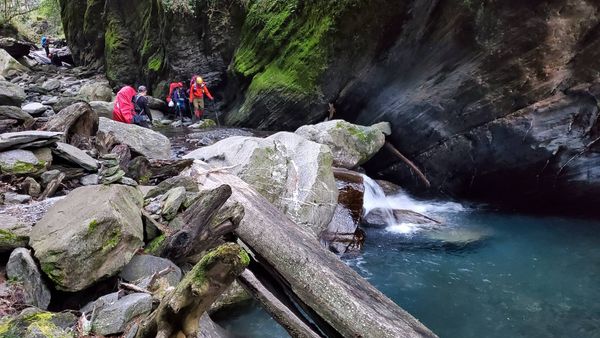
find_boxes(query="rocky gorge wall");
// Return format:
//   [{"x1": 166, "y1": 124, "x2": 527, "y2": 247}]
[{"x1": 58, "y1": 0, "x2": 600, "y2": 214}]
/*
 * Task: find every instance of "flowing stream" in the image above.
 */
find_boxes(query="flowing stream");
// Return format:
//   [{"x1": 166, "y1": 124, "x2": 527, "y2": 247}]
[{"x1": 214, "y1": 176, "x2": 600, "y2": 338}]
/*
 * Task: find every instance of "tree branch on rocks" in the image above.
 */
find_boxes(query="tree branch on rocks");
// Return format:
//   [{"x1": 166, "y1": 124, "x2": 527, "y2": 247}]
[
  {"x1": 160, "y1": 184, "x2": 236, "y2": 262},
  {"x1": 135, "y1": 243, "x2": 249, "y2": 338},
  {"x1": 384, "y1": 141, "x2": 431, "y2": 187}
]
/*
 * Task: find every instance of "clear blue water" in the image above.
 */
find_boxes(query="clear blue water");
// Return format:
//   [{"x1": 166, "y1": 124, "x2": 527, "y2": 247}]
[{"x1": 216, "y1": 208, "x2": 600, "y2": 337}]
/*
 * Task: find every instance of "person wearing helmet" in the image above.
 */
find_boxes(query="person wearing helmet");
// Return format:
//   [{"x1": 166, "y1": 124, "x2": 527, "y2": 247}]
[{"x1": 189, "y1": 75, "x2": 214, "y2": 121}]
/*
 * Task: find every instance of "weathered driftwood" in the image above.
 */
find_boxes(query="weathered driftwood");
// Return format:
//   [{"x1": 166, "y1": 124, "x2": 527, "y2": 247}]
[
  {"x1": 149, "y1": 159, "x2": 194, "y2": 181},
  {"x1": 161, "y1": 185, "x2": 235, "y2": 262},
  {"x1": 44, "y1": 102, "x2": 99, "y2": 144},
  {"x1": 135, "y1": 243, "x2": 249, "y2": 338},
  {"x1": 238, "y1": 269, "x2": 321, "y2": 338},
  {"x1": 38, "y1": 172, "x2": 65, "y2": 200},
  {"x1": 187, "y1": 162, "x2": 437, "y2": 338}
]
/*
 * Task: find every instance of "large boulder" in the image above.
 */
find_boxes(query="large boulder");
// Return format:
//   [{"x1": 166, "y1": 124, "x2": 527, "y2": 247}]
[
  {"x1": 89, "y1": 100, "x2": 114, "y2": 119},
  {"x1": 0, "y1": 214, "x2": 31, "y2": 253},
  {"x1": 78, "y1": 82, "x2": 114, "y2": 102},
  {"x1": 0, "y1": 106, "x2": 33, "y2": 122},
  {"x1": 296, "y1": 120, "x2": 387, "y2": 169},
  {"x1": 0, "y1": 149, "x2": 47, "y2": 175},
  {"x1": 0, "y1": 131, "x2": 61, "y2": 151},
  {"x1": 0, "y1": 48, "x2": 27, "y2": 77},
  {"x1": 30, "y1": 185, "x2": 144, "y2": 292},
  {"x1": 0, "y1": 80, "x2": 26, "y2": 106},
  {"x1": 6, "y1": 248, "x2": 52, "y2": 309},
  {"x1": 45, "y1": 102, "x2": 99, "y2": 143},
  {"x1": 0, "y1": 37, "x2": 32, "y2": 58},
  {"x1": 185, "y1": 132, "x2": 338, "y2": 235},
  {"x1": 0, "y1": 308, "x2": 77, "y2": 337},
  {"x1": 98, "y1": 117, "x2": 171, "y2": 159}
]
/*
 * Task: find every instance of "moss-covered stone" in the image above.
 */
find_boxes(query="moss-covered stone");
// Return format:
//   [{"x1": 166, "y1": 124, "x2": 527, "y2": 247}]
[
  {"x1": 0, "y1": 216, "x2": 31, "y2": 253},
  {"x1": 0, "y1": 308, "x2": 77, "y2": 338},
  {"x1": 144, "y1": 234, "x2": 165, "y2": 255}
]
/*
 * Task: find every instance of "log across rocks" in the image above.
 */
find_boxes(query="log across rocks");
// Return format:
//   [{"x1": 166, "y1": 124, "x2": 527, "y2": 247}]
[{"x1": 185, "y1": 161, "x2": 436, "y2": 338}]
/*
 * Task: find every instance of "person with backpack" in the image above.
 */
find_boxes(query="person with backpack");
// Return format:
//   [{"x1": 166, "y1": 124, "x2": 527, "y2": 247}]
[
  {"x1": 167, "y1": 80, "x2": 187, "y2": 122},
  {"x1": 189, "y1": 76, "x2": 214, "y2": 121},
  {"x1": 133, "y1": 85, "x2": 153, "y2": 128},
  {"x1": 41, "y1": 36, "x2": 50, "y2": 57},
  {"x1": 113, "y1": 85, "x2": 137, "y2": 124}
]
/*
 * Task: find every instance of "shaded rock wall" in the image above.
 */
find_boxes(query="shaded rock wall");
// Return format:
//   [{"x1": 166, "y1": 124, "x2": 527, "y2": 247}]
[{"x1": 59, "y1": 0, "x2": 600, "y2": 213}]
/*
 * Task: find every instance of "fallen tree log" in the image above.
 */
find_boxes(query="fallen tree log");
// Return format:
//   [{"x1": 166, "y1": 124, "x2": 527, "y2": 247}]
[
  {"x1": 238, "y1": 269, "x2": 321, "y2": 338},
  {"x1": 135, "y1": 243, "x2": 249, "y2": 338},
  {"x1": 186, "y1": 161, "x2": 437, "y2": 338},
  {"x1": 156, "y1": 184, "x2": 242, "y2": 263}
]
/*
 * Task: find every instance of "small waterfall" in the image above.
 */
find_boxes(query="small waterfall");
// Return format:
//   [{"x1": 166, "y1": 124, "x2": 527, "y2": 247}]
[
  {"x1": 361, "y1": 174, "x2": 396, "y2": 224},
  {"x1": 361, "y1": 174, "x2": 465, "y2": 233}
]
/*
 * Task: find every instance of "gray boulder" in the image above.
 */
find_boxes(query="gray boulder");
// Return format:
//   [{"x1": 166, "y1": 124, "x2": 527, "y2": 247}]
[
  {"x1": 42, "y1": 79, "x2": 61, "y2": 91},
  {"x1": 0, "y1": 48, "x2": 27, "y2": 77},
  {"x1": 295, "y1": 120, "x2": 387, "y2": 169},
  {"x1": 146, "y1": 96, "x2": 168, "y2": 111},
  {"x1": 7, "y1": 248, "x2": 52, "y2": 309},
  {"x1": 23, "y1": 177, "x2": 41, "y2": 197},
  {"x1": 161, "y1": 186, "x2": 186, "y2": 221},
  {"x1": 22, "y1": 102, "x2": 48, "y2": 116},
  {"x1": 0, "y1": 149, "x2": 47, "y2": 175},
  {"x1": 4, "y1": 192, "x2": 31, "y2": 204},
  {"x1": 0, "y1": 80, "x2": 26, "y2": 106},
  {"x1": 98, "y1": 117, "x2": 171, "y2": 159},
  {"x1": 189, "y1": 119, "x2": 217, "y2": 129},
  {"x1": 52, "y1": 142, "x2": 99, "y2": 171},
  {"x1": 80, "y1": 174, "x2": 99, "y2": 185},
  {"x1": 0, "y1": 37, "x2": 32, "y2": 58},
  {"x1": 119, "y1": 254, "x2": 182, "y2": 287},
  {"x1": 89, "y1": 100, "x2": 114, "y2": 119},
  {"x1": 91, "y1": 293, "x2": 153, "y2": 335},
  {"x1": 0, "y1": 214, "x2": 30, "y2": 252},
  {"x1": 0, "y1": 105, "x2": 33, "y2": 122},
  {"x1": 185, "y1": 132, "x2": 338, "y2": 235},
  {"x1": 30, "y1": 185, "x2": 144, "y2": 291},
  {"x1": 41, "y1": 169, "x2": 61, "y2": 186},
  {"x1": 79, "y1": 82, "x2": 113, "y2": 102},
  {"x1": 0, "y1": 131, "x2": 62, "y2": 151}
]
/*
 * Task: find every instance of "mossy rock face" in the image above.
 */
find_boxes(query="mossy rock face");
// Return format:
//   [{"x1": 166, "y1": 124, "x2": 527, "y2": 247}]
[{"x1": 0, "y1": 308, "x2": 77, "y2": 338}]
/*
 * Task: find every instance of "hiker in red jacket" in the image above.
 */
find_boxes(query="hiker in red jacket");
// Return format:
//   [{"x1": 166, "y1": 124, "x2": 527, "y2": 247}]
[
  {"x1": 113, "y1": 85, "x2": 137, "y2": 124},
  {"x1": 189, "y1": 76, "x2": 213, "y2": 120}
]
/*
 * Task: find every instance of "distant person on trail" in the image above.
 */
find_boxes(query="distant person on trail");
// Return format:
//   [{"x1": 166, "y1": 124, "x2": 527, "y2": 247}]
[
  {"x1": 133, "y1": 85, "x2": 153, "y2": 128},
  {"x1": 167, "y1": 80, "x2": 187, "y2": 122},
  {"x1": 41, "y1": 36, "x2": 50, "y2": 57},
  {"x1": 189, "y1": 75, "x2": 213, "y2": 121},
  {"x1": 113, "y1": 85, "x2": 137, "y2": 124}
]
